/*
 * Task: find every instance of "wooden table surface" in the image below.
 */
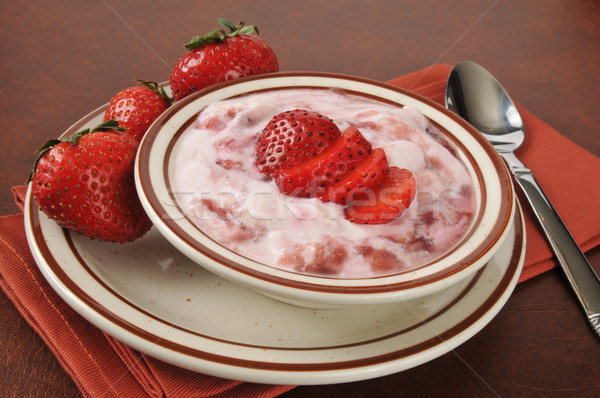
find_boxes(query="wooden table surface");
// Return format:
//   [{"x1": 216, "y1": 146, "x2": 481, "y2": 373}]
[{"x1": 1, "y1": 0, "x2": 599, "y2": 396}]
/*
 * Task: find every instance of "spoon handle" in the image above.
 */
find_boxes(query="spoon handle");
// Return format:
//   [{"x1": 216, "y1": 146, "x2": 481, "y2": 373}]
[{"x1": 501, "y1": 151, "x2": 600, "y2": 337}]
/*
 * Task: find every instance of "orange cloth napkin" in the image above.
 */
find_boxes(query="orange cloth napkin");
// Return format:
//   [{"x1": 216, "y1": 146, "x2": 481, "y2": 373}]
[{"x1": 1, "y1": 64, "x2": 600, "y2": 397}]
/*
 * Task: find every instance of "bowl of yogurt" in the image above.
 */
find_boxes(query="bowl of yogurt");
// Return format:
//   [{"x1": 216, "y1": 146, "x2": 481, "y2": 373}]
[{"x1": 135, "y1": 72, "x2": 515, "y2": 308}]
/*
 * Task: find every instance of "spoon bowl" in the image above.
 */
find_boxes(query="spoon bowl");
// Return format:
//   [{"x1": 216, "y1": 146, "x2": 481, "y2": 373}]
[{"x1": 445, "y1": 61, "x2": 524, "y2": 153}]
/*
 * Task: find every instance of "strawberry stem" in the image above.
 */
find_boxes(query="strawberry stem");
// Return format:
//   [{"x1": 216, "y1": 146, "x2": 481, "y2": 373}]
[
  {"x1": 136, "y1": 79, "x2": 173, "y2": 106},
  {"x1": 66, "y1": 119, "x2": 124, "y2": 145},
  {"x1": 184, "y1": 18, "x2": 259, "y2": 51}
]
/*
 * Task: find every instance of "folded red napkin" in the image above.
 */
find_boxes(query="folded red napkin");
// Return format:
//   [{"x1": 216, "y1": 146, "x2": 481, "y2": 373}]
[{"x1": 1, "y1": 64, "x2": 600, "y2": 397}]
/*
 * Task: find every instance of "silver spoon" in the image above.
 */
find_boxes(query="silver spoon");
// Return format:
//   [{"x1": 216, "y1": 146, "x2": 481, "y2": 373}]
[{"x1": 445, "y1": 60, "x2": 600, "y2": 338}]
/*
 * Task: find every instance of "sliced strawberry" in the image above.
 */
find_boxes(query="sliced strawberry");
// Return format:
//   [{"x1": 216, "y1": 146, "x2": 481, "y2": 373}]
[
  {"x1": 275, "y1": 126, "x2": 373, "y2": 197},
  {"x1": 344, "y1": 167, "x2": 416, "y2": 224},
  {"x1": 255, "y1": 112, "x2": 403, "y2": 209},
  {"x1": 255, "y1": 109, "x2": 341, "y2": 176},
  {"x1": 320, "y1": 147, "x2": 390, "y2": 204}
]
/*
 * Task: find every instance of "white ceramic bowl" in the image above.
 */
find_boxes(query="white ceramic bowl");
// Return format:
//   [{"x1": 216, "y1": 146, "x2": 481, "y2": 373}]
[{"x1": 135, "y1": 72, "x2": 515, "y2": 308}]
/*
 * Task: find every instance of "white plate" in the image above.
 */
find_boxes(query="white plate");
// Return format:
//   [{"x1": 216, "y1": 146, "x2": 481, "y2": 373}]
[{"x1": 24, "y1": 100, "x2": 525, "y2": 386}]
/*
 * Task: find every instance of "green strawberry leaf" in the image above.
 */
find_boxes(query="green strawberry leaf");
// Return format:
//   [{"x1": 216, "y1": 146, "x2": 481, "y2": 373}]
[
  {"x1": 136, "y1": 79, "x2": 173, "y2": 106},
  {"x1": 184, "y1": 18, "x2": 259, "y2": 51},
  {"x1": 218, "y1": 18, "x2": 238, "y2": 32}
]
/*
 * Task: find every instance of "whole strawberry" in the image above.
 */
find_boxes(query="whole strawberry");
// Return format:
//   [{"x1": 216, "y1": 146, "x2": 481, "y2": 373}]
[
  {"x1": 28, "y1": 120, "x2": 152, "y2": 242},
  {"x1": 103, "y1": 80, "x2": 172, "y2": 142},
  {"x1": 170, "y1": 18, "x2": 279, "y2": 101}
]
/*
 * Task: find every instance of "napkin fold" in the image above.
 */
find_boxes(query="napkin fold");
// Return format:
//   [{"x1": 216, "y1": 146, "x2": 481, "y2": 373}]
[{"x1": 1, "y1": 64, "x2": 600, "y2": 397}]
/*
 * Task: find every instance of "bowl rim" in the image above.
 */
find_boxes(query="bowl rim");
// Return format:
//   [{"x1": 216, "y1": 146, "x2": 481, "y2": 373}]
[{"x1": 135, "y1": 71, "x2": 515, "y2": 304}]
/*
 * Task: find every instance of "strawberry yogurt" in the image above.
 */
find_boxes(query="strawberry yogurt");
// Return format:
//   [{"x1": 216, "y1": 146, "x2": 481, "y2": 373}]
[{"x1": 170, "y1": 88, "x2": 477, "y2": 278}]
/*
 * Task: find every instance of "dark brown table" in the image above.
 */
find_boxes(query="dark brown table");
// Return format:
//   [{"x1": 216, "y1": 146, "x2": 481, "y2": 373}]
[{"x1": 1, "y1": 1, "x2": 599, "y2": 396}]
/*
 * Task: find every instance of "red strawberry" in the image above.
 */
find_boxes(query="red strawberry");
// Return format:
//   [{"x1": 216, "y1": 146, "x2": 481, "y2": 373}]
[
  {"x1": 255, "y1": 111, "x2": 391, "y2": 204},
  {"x1": 254, "y1": 110, "x2": 415, "y2": 223},
  {"x1": 170, "y1": 18, "x2": 279, "y2": 101},
  {"x1": 255, "y1": 109, "x2": 342, "y2": 178},
  {"x1": 28, "y1": 120, "x2": 152, "y2": 242},
  {"x1": 103, "y1": 80, "x2": 172, "y2": 142},
  {"x1": 344, "y1": 167, "x2": 416, "y2": 224},
  {"x1": 320, "y1": 147, "x2": 390, "y2": 204},
  {"x1": 276, "y1": 126, "x2": 373, "y2": 197}
]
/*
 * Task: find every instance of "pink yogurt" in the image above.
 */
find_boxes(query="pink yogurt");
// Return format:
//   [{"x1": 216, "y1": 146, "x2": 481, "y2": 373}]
[{"x1": 170, "y1": 88, "x2": 476, "y2": 278}]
